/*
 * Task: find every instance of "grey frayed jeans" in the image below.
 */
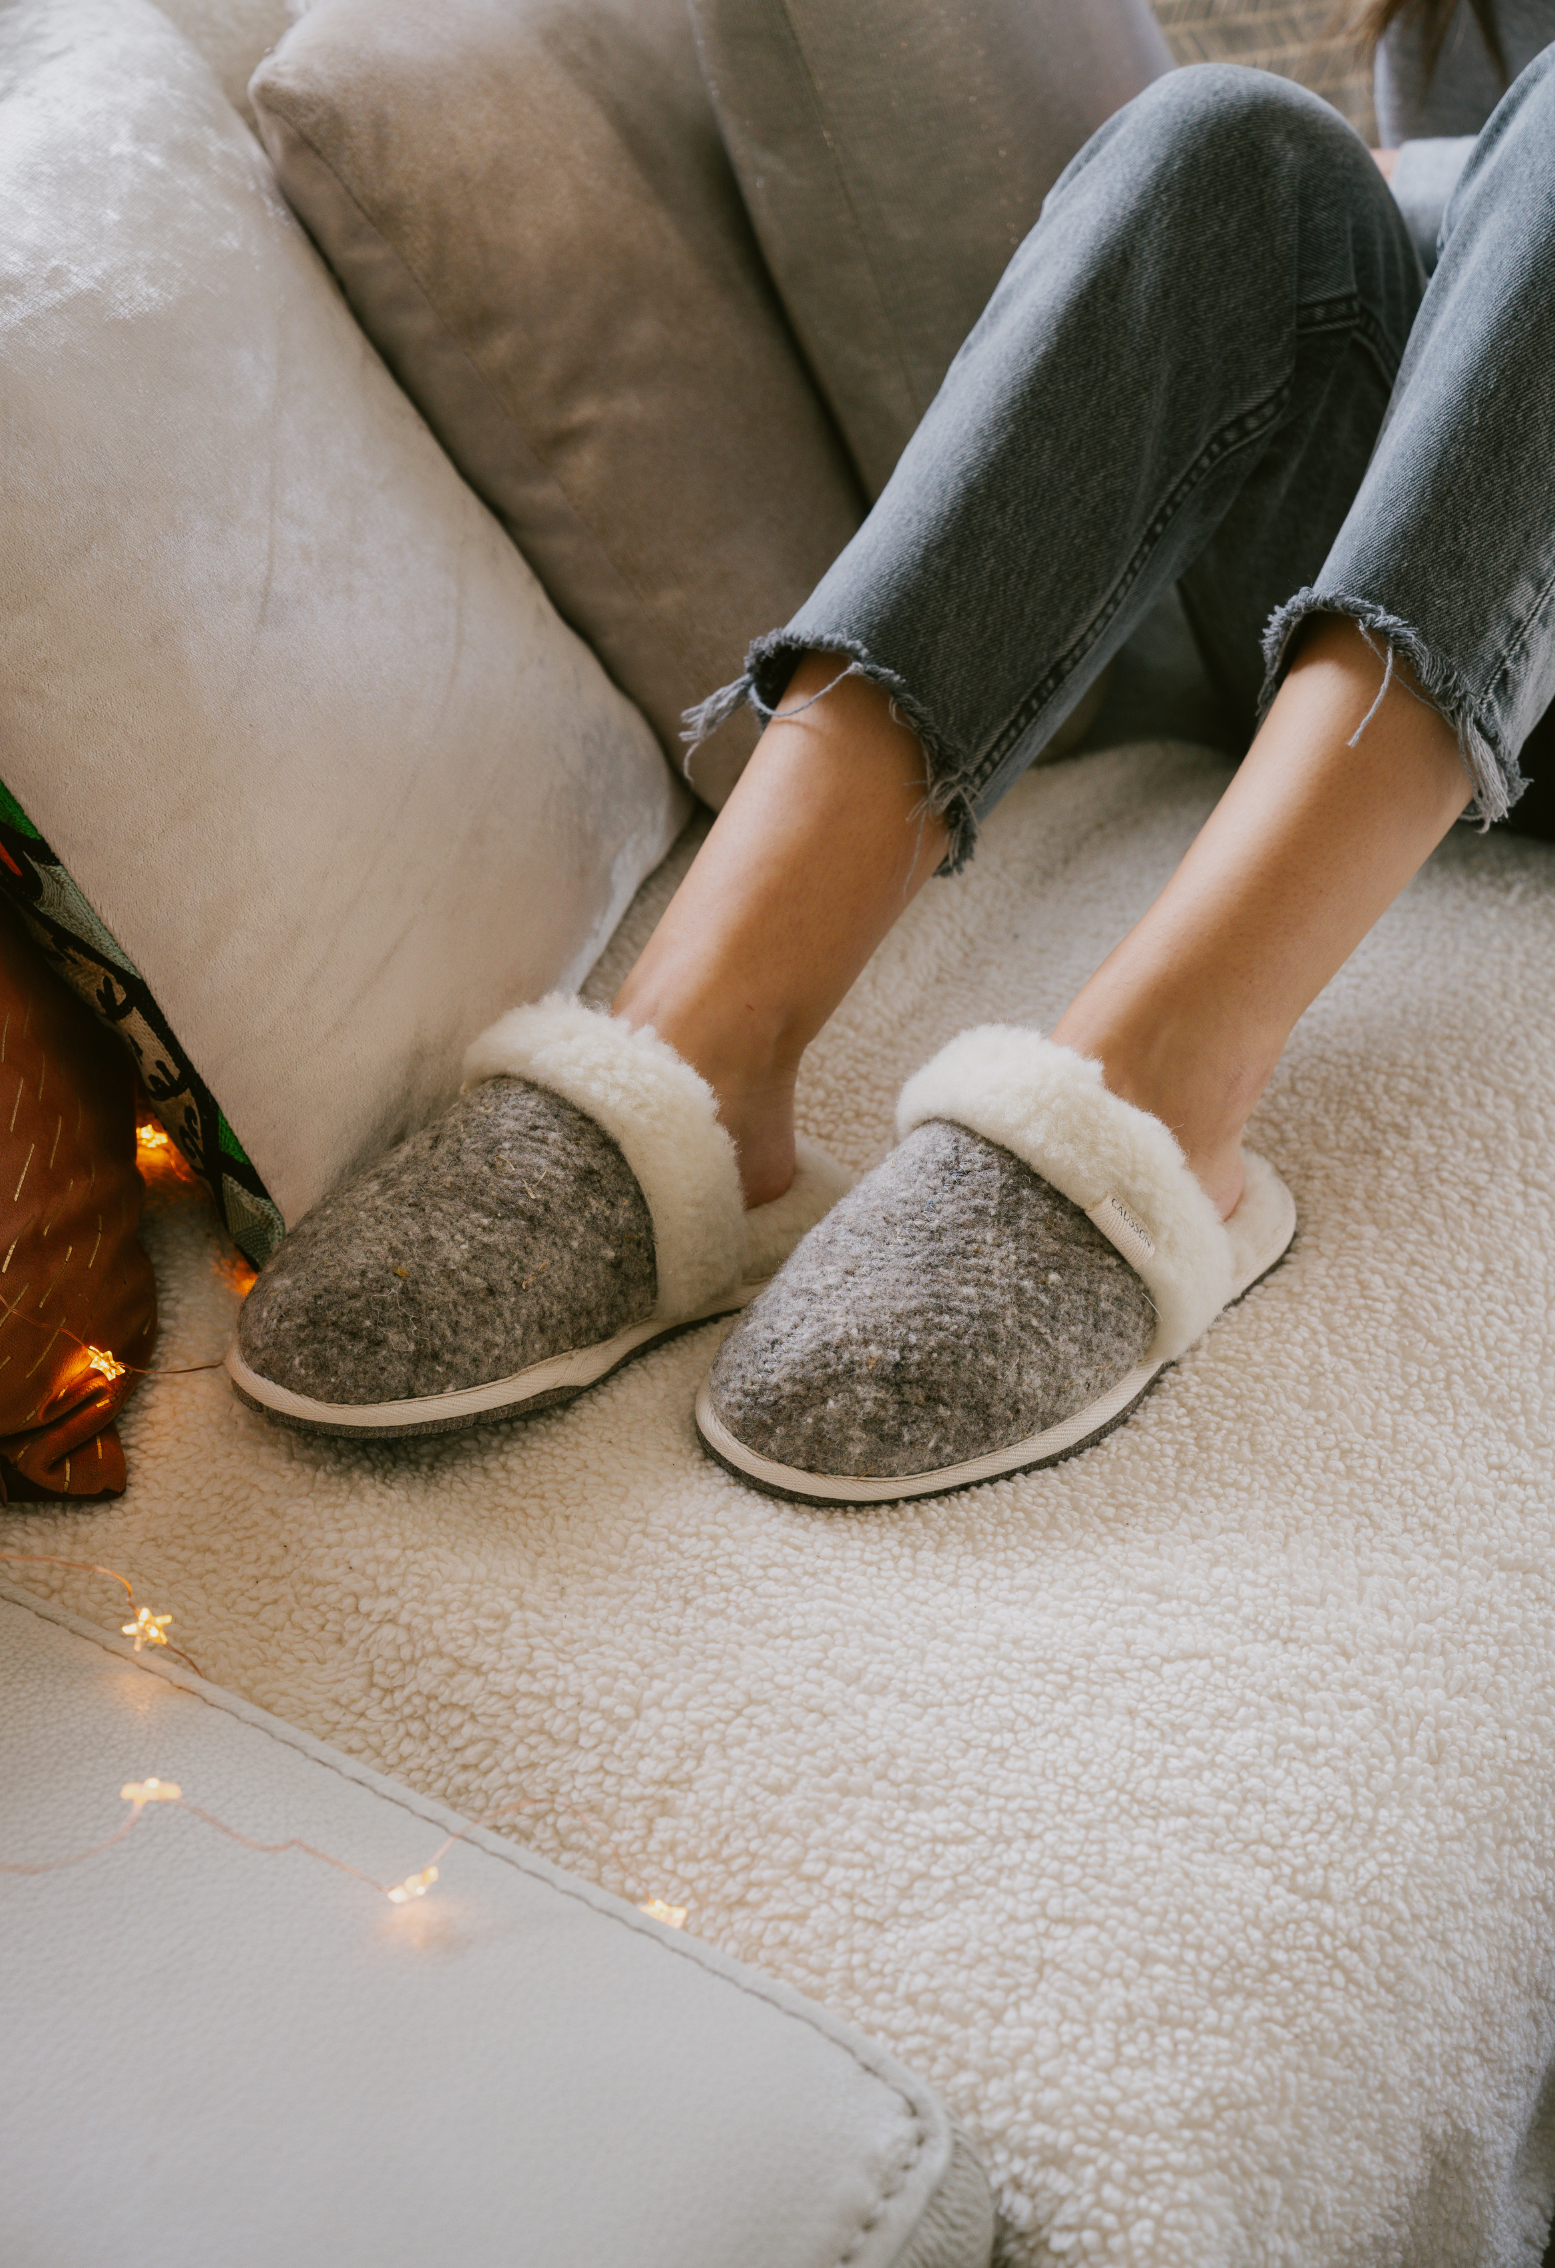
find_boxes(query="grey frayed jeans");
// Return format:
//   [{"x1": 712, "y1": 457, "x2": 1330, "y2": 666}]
[{"x1": 694, "y1": 56, "x2": 1555, "y2": 868}]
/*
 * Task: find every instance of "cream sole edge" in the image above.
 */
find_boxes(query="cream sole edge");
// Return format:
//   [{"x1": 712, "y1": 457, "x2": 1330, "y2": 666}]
[
  {"x1": 224, "y1": 1279, "x2": 769, "y2": 1437},
  {"x1": 694, "y1": 1176, "x2": 1300, "y2": 1507},
  {"x1": 694, "y1": 1356, "x2": 1166, "y2": 1506}
]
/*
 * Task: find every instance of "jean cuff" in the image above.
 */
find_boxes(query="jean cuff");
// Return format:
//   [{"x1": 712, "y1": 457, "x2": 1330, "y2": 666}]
[
  {"x1": 1259, "y1": 590, "x2": 1519, "y2": 827},
  {"x1": 682, "y1": 632, "x2": 985, "y2": 875}
]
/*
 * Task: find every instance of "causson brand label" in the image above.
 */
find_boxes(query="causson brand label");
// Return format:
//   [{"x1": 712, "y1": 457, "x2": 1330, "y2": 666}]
[{"x1": 1086, "y1": 1193, "x2": 1156, "y2": 1270}]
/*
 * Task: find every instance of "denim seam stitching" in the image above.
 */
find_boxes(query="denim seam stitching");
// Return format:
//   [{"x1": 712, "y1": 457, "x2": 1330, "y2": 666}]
[
  {"x1": 966, "y1": 294, "x2": 1402, "y2": 797},
  {"x1": 1485, "y1": 553, "x2": 1555, "y2": 724},
  {"x1": 967, "y1": 379, "x2": 1293, "y2": 793},
  {"x1": 1293, "y1": 292, "x2": 1407, "y2": 393}
]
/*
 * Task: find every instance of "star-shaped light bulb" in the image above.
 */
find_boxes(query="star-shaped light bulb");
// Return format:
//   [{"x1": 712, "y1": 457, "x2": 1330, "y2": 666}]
[
  {"x1": 122, "y1": 1606, "x2": 172, "y2": 1651},
  {"x1": 84, "y1": 1345, "x2": 127, "y2": 1382},
  {"x1": 386, "y1": 1864, "x2": 439, "y2": 1905},
  {"x1": 638, "y1": 1897, "x2": 688, "y2": 1929},
  {"x1": 120, "y1": 1777, "x2": 182, "y2": 1812}
]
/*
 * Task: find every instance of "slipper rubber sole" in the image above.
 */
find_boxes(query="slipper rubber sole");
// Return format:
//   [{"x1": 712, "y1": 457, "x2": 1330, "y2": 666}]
[
  {"x1": 694, "y1": 1177, "x2": 1299, "y2": 1507},
  {"x1": 225, "y1": 1280, "x2": 769, "y2": 1441}
]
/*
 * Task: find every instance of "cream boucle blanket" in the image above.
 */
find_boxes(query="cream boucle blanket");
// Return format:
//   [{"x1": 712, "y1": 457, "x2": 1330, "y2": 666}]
[{"x1": 8, "y1": 741, "x2": 1555, "y2": 2267}]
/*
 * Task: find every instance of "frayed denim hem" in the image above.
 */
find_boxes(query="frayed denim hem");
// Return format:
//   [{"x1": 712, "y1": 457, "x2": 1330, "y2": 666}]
[
  {"x1": 681, "y1": 632, "x2": 986, "y2": 875},
  {"x1": 1258, "y1": 590, "x2": 1521, "y2": 828}
]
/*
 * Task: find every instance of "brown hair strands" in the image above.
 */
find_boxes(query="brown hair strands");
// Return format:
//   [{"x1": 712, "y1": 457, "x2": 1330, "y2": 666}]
[{"x1": 1354, "y1": 0, "x2": 1509, "y2": 86}]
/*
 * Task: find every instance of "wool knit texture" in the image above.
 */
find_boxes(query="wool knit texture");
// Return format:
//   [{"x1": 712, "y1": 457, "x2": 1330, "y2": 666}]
[
  {"x1": 709, "y1": 1120, "x2": 1155, "y2": 1478},
  {"x1": 236, "y1": 1079, "x2": 655, "y2": 1405}
]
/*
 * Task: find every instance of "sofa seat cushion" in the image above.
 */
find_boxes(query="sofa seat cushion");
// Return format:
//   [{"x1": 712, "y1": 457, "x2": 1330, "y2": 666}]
[
  {"x1": 0, "y1": 0, "x2": 685, "y2": 1265},
  {"x1": 9, "y1": 740, "x2": 1555, "y2": 2264}
]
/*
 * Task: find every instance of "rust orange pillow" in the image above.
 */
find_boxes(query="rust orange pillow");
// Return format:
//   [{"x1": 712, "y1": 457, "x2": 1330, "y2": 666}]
[{"x1": 0, "y1": 898, "x2": 156, "y2": 1500}]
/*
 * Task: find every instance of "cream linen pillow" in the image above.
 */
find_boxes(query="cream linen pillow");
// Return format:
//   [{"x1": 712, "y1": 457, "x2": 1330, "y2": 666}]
[
  {"x1": 687, "y1": 0, "x2": 1174, "y2": 498},
  {"x1": 0, "y1": 0, "x2": 685, "y2": 1263},
  {"x1": 250, "y1": 0, "x2": 866, "y2": 808}
]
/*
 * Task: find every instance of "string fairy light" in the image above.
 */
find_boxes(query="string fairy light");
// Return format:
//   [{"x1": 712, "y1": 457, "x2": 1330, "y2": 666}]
[
  {"x1": 0, "y1": 1281, "x2": 224, "y2": 1398},
  {"x1": 0, "y1": 1120, "x2": 254, "y2": 1446},
  {"x1": 0, "y1": 1554, "x2": 688, "y2": 1929},
  {"x1": 122, "y1": 1776, "x2": 181, "y2": 1809},
  {"x1": 122, "y1": 1605, "x2": 173, "y2": 1652},
  {"x1": 388, "y1": 1865, "x2": 438, "y2": 1905},
  {"x1": 0, "y1": 1158, "x2": 686, "y2": 1928},
  {"x1": 1, "y1": 1552, "x2": 202, "y2": 1677},
  {"x1": 0, "y1": 1770, "x2": 690, "y2": 1927}
]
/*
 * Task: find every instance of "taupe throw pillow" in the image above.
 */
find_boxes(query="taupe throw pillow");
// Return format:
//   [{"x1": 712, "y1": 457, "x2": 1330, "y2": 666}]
[
  {"x1": 251, "y1": 0, "x2": 866, "y2": 806},
  {"x1": 687, "y1": 0, "x2": 1174, "y2": 498}
]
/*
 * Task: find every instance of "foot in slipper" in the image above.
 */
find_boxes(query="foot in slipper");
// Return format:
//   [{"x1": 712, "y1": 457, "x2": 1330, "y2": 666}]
[
  {"x1": 696, "y1": 1026, "x2": 1296, "y2": 1504},
  {"x1": 227, "y1": 997, "x2": 852, "y2": 1438}
]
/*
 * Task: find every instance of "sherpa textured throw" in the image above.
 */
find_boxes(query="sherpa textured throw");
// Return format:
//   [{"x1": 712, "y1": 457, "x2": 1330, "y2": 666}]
[{"x1": 7, "y1": 741, "x2": 1555, "y2": 2267}]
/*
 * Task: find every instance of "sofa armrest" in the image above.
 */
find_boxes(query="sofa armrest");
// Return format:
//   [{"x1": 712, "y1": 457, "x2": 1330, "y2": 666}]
[{"x1": 0, "y1": 1585, "x2": 992, "y2": 2268}]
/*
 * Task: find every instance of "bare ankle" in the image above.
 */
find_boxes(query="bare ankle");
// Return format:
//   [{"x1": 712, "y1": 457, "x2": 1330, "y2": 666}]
[
  {"x1": 1178, "y1": 1138, "x2": 1246, "y2": 1222},
  {"x1": 611, "y1": 976, "x2": 800, "y2": 1207},
  {"x1": 1050, "y1": 1004, "x2": 1272, "y2": 1222},
  {"x1": 609, "y1": 646, "x2": 952, "y2": 1211},
  {"x1": 718, "y1": 1088, "x2": 798, "y2": 1209}
]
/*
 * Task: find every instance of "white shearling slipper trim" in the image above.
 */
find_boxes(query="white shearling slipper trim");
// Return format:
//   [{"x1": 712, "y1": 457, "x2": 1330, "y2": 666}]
[
  {"x1": 742, "y1": 1135, "x2": 857, "y2": 1284},
  {"x1": 465, "y1": 997, "x2": 743, "y2": 1321},
  {"x1": 898, "y1": 1026, "x2": 1240, "y2": 1361},
  {"x1": 1223, "y1": 1150, "x2": 1294, "y2": 1296}
]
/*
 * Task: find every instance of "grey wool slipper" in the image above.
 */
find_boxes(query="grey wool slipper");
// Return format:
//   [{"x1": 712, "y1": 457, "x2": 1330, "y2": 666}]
[
  {"x1": 226, "y1": 996, "x2": 854, "y2": 1438},
  {"x1": 696, "y1": 1026, "x2": 1297, "y2": 1505}
]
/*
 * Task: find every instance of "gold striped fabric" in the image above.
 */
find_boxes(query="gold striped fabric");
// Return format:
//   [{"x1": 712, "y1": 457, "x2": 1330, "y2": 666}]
[{"x1": 1150, "y1": 0, "x2": 1378, "y2": 141}]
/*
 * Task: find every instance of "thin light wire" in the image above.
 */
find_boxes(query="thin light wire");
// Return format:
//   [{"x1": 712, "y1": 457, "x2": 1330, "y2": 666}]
[
  {"x1": 0, "y1": 1278, "x2": 221, "y2": 1385},
  {"x1": 0, "y1": 1775, "x2": 688, "y2": 1924},
  {"x1": 1, "y1": 1537, "x2": 688, "y2": 1916},
  {"x1": 0, "y1": 1552, "x2": 205, "y2": 1678},
  {"x1": 0, "y1": 1812, "x2": 141, "y2": 1876}
]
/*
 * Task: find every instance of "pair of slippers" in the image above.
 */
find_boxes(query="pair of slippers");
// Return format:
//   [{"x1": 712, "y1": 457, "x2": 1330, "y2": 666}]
[{"x1": 227, "y1": 999, "x2": 1296, "y2": 1504}]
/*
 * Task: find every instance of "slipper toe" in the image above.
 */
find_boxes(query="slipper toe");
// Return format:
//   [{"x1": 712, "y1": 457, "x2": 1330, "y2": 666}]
[
  {"x1": 230, "y1": 995, "x2": 855, "y2": 1437},
  {"x1": 704, "y1": 1119, "x2": 1156, "y2": 1483},
  {"x1": 698, "y1": 1023, "x2": 1297, "y2": 1502},
  {"x1": 234, "y1": 1079, "x2": 655, "y2": 1411}
]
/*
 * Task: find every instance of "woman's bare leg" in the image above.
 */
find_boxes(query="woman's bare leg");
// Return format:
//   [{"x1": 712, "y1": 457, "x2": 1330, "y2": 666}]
[
  {"x1": 1051, "y1": 615, "x2": 1469, "y2": 1215},
  {"x1": 613, "y1": 657, "x2": 949, "y2": 1205},
  {"x1": 617, "y1": 618, "x2": 1469, "y2": 1216}
]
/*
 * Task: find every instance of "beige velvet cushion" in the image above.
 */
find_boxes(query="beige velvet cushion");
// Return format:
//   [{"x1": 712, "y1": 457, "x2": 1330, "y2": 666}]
[
  {"x1": 250, "y1": 0, "x2": 866, "y2": 808},
  {"x1": 0, "y1": 0, "x2": 685, "y2": 1254},
  {"x1": 153, "y1": 0, "x2": 298, "y2": 126},
  {"x1": 687, "y1": 0, "x2": 1174, "y2": 499}
]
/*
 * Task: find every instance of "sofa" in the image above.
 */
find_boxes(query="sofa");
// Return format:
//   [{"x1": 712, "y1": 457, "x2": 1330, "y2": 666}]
[{"x1": 5, "y1": 1, "x2": 1555, "y2": 2263}]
